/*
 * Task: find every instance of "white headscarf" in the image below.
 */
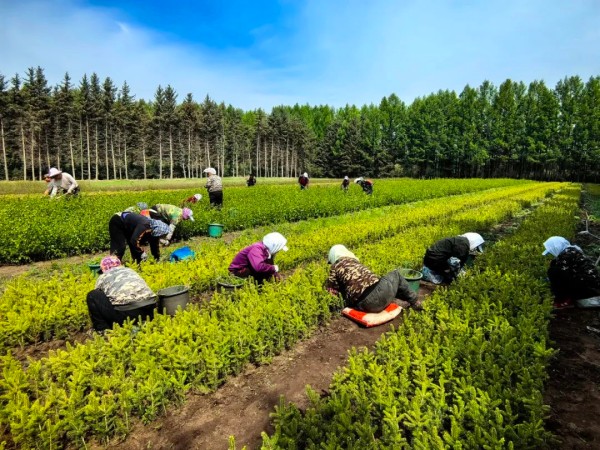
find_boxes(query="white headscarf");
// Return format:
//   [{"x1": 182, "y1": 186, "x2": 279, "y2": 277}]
[
  {"x1": 542, "y1": 236, "x2": 571, "y2": 257},
  {"x1": 263, "y1": 232, "x2": 288, "y2": 255},
  {"x1": 203, "y1": 167, "x2": 217, "y2": 175},
  {"x1": 461, "y1": 232, "x2": 485, "y2": 252},
  {"x1": 303, "y1": 172, "x2": 308, "y2": 178},
  {"x1": 328, "y1": 245, "x2": 358, "y2": 264},
  {"x1": 354, "y1": 177, "x2": 364, "y2": 184}
]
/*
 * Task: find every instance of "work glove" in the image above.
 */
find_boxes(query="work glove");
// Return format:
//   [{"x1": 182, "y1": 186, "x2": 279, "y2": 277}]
[
  {"x1": 160, "y1": 239, "x2": 170, "y2": 247},
  {"x1": 140, "y1": 252, "x2": 148, "y2": 262},
  {"x1": 273, "y1": 265, "x2": 279, "y2": 272}
]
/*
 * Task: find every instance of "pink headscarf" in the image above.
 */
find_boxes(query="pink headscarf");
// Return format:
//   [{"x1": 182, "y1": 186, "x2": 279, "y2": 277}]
[
  {"x1": 182, "y1": 207, "x2": 194, "y2": 221},
  {"x1": 100, "y1": 255, "x2": 122, "y2": 273}
]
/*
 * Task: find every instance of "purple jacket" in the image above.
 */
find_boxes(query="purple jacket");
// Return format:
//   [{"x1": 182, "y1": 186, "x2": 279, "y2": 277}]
[{"x1": 228, "y1": 242, "x2": 276, "y2": 275}]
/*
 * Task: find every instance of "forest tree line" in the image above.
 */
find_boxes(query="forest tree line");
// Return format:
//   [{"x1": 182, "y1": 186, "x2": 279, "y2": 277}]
[{"x1": 0, "y1": 67, "x2": 598, "y2": 182}]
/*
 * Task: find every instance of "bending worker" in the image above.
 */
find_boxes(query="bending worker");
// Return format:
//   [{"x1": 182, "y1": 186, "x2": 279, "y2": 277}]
[
  {"x1": 341, "y1": 176, "x2": 350, "y2": 192},
  {"x1": 181, "y1": 193, "x2": 202, "y2": 206},
  {"x1": 109, "y1": 211, "x2": 171, "y2": 263},
  {"x1": 422, "y1": 232, "x2": 484, "y2": 284},
  {"x1": 203, "y1": 167, "x2": 223, "y2": 208},
  {"x1": 298, "y1": 172, "x2": 309, "y2": 190},
  {"x1": 149, "y1": 203, "x2": 194, "y2": 244},
  {"x1": 325, "y1": 244, "x2": 421, "y2": 312},
  {"x1": 543, "y1": 236, "x2": 600, "y2": 310},
  {"x1": 228, "y1": 232, "x2": 288, "y2": 283},
  {"x1": 354, "y1": 177, "x2": 373, "y2": 195},
  {"x1": 46, "y1": 167, "x2": 79, "y2": 197},
  {"x1": 86, "y1": 255, "x2": 157, "y2": 333}
]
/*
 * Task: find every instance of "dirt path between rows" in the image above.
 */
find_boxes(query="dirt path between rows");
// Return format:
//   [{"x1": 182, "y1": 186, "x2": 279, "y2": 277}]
[{"x1": 100, "y1": 285, "x2": 436, "y2": 450}]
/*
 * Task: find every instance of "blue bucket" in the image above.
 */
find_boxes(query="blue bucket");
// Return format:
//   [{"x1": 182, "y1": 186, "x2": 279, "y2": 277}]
[{"x1": 169, "y1": 246, "x2": 196, "y2": 262}]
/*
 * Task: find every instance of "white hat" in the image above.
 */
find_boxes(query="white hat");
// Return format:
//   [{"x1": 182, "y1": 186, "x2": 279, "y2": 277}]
[
  {"x1": 263, "y1": 232, "x2": 288, "y2": 254},
  {"x1": 303, "y1": 172, "x2": 308, "y2": 178},
  {"x1": 193, "y1": 193, "x2": 202, "y2": 201},
  {"x1": 203, "y1": 167, "x2": 216, "y2": 175},
  {"x1": 461, "y1": 232, "x2": 485, "y2": 252},
  {"x1": 344, "y1": 176, "x2": 349, "y2": 180},
  {"x1": 354, "y1": 177, "x2": 363, "y2": 184},
  {"x1": 48, "y1": 167, "x2": 62, "y2": 178}
]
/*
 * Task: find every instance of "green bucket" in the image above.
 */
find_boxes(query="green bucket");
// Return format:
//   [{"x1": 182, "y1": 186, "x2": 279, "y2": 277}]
[
  {"x1": 208, "y1": 223, "x2": 224, "y2": 238},
  {"x1": 88, "y1": 263, "x2": 102, "y2": 276},
  {"x1": 399, "y1": 268, "x2": 422, "y2": 294}
]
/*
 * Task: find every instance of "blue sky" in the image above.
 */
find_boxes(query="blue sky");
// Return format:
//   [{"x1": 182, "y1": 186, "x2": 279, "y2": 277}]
[{"x1": 1, "y1": 0, "x2": 599, "y2": 110}]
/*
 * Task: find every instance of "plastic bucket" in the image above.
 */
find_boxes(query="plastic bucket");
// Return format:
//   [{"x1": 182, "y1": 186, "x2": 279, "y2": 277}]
[
  {"x1": 157, "y1": 285, "x2": 190, "y2": 316},
  {"x1": 208, "y1": 223, "x2": 224, "y2": 238},
  {"x1": 88, "y1": 263, "x2": 102, "y2": 276},
  {"x1": 398, "y1": 268, "x2": 422, "y2": 294}
]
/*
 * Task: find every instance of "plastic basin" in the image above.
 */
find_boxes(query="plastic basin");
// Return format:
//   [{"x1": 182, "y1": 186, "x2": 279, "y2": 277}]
[
  {"x1": 157, "y1": 285, "x2": 190, "y2": 316},
  {"x1": 398, "y1": 268, "x2": 422, "y2": 294},
  {"x1": 216, "y1": 276, "x2": 245, "y2": 293},
  {"x1": 208, "y1": 223, "x2": 224, "y2": 238}
]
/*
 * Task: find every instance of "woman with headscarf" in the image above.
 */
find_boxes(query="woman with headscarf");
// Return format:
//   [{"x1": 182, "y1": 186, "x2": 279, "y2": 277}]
[
  {"x1": 298, "y1": 172, "x2": 309, "y2": 190},
  {"x1": 148, "y1": 203, "x2": 194, "y2": 245},
  {"x1": 108, "y1": 211, "x2": 171, "y2": 263},
  {"x1": 86, "y1": 255, "x2": 157, "y2": 333},
  {"x1": 228, "y1": 232, "x2": 288, "y2": 283},
  {"x1": 326, "y1": 244, "x2": 421, "y2": 313},
  {"x1": 422, "y1": 232, "x2": 485, "y2": 284},
  {"x1": 543, "y1": 236, "x2": 600, "y2": 309},
  {"x1": 203, "y1": 167, "x2": 223, "y2": 208}
]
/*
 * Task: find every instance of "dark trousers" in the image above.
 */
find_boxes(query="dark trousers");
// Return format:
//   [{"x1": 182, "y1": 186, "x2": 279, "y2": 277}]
[
  {"x1": 230, "y1": 266, "x2": 273, "y2": 285},
  {"x1": 209, "y1": 191, "x2": 223, "y2": 208},
  {"x1": 86, "y1": 289, "x2": 156, "y2": 332},
  {"x1": 108, "y1": 215, "x2": 143, "y2": 262},
  {"x1": 356, "y1": 269, "x2": 417, "y2": 313}
]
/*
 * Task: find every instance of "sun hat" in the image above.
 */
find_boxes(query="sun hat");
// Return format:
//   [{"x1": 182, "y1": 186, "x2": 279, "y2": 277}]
[
  {"x1": 542, "y1": 236, "x2": 570, "y2": 257},
  {"x1": 303, "y1": 172, "x2": 308, "y2": 178},
  {"x1": 328, "y1": 245, "x2": 358, "y2": 264},
  {"x1": 203, "y1": 167, "x2": 217, "y2": 175},
  {"x1": 344, "y1": 176, "x2": 349, "y2": 180},
  {"x1": 354, "y1": 177, "x2": 363, "y2": 184},
  {"x1": 461, "y1": 232, "x2": 485, "y2": 252},
  {"x1": 193, "y1": 193, "x2": 202, "y2": 201},
  {"x1": 100, "y1": 255, "x2": 121, "y2": 273},
  {"x1": 182, "y1": 208, "x2": 194, "y2": 221},
  {"x1": 47, "y1": 167, "x2": 62, "y2": 178}
]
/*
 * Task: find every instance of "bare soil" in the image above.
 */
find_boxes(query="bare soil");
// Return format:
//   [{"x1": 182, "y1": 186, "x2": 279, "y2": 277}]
[
  {"x1": 100, "y1": 285, "x2": 437, "y2": 450},
  {"x1": 543, "y1": 220, "x2": 600, "y2": 449}
]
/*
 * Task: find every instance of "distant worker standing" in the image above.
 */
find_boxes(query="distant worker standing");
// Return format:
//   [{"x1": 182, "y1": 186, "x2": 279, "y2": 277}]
[
  {"x1": 422, "y1": 232, "x2": 484, "y2": 284},
  {"x1": 354, "y1": 177, "x2": 373, "y2": 195},
  {"x1": 203, "y1": 167, "x2": 223, "y2": 208},
  {"x1": 341, "y1": 176, "x2": 350, "y2": 192},
  {"x1": 85, "y1": 255, "x2": 157, "y2": 333},
  {"x1": 108, "y1": 211, "x2": 171, "y2": 263},
  {"x1": 298, "y1": 172, "x2": 309, "y2": 190},
  {"x1": 47, "y1": 167, "x2": 79, "y2": 198},
  {"x1": 148, "y1": 203, "x2": 194, "y2": 244}
]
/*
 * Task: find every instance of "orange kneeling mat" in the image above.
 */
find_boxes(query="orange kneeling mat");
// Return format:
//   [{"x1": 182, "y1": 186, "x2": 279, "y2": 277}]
[{"x1": 341, "y1": 303, "x2": 403, "y2": 327}]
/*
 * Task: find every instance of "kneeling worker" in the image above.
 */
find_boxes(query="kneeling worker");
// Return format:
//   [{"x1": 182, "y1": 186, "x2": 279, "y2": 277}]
[
  {"x1": 229, "y1": 232, "x2": 288, "y2": 283},
  {"x1": 326, "y1": 244, "x2": 421, "y2": 312},
  {"x1": 86, "y1": 256, "x2": 157, "y2": 333},
  {"x1": 422, "y1": 232, "x2": 484, "y2": 284}
]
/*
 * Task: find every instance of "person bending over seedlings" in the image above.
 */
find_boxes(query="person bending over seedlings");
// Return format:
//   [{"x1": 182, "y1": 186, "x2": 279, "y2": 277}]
[
  {"x1": 46, "y1": 167, "x2": 79, "y2": 198},
  {"x1": 354, "y1": 177, "x2": 373, "y2": 195},
  {"x1": 148, "y1": 203, "x2": 194, "y2": 245},
  {"x1": 325, "y1": 244, "x2": 421, "y2": 312},
  {"x1": 422, "y1": 232, "x2": 484, "y2": 285},
  {"x1": 203, "y1": 167, "x2": 223, "y2": 208},
  {"x1": 247, "y1": 173, "x2": 257, "y2": 187},
  {"x1": 228, "y1": 232, "x2": 288, "y2": 284},
  {"x1": 181, "y1": 193, "x2": 202, "y2": 206},
  {"x1": 298, "y1": 172, "x2": 309, "y2": 190},
  {"x1": 543, "y1": 236, "x2": 600, "y2": 310},
  {"x1": 341, "y1": 176, "x2": 350, "y2": 192},
  {"x1": 109, "y1": 211, "x2": 170, "y2": 263},
  {"x1": 86, "y1": 256, "x2": 157, "y2": 333}
]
